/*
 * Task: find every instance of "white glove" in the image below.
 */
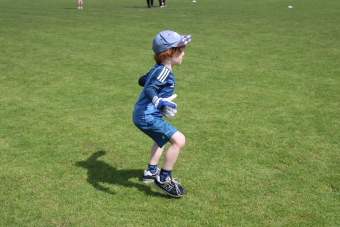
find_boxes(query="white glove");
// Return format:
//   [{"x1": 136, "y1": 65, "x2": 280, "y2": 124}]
[
  {"x1": 153, "y1": 94, "x2": 178, "y2": 119},
  {"x1": 153, "y1": 94, "x2": 177, "y2": 110},
  {"x1": 161, "y1": 106, "x2": 177, "y2": 119}
]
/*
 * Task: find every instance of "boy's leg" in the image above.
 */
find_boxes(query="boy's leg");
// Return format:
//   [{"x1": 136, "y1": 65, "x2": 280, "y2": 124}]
[
  {"x1": 149, "y1": 142, "x2": 164, "y2": 165},
  {"x1": 162, "y1": 131, "x2": 185, "y2": 171},
  {"x1": 142, "y1": 142, "x2": 163, "y2": 183},
  {"x1": 154, "y1": 131, "x2": 186, "y2": 197},
  {"x1": 157, "y1": 131, "x2": 185, "y2": 182}
]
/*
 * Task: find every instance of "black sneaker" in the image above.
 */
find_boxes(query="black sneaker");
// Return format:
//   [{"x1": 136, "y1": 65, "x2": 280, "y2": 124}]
[
  {"x1": 154, "y1": 175, "x2": 186, "y2": 197},
  {"x1": 142, "y1": 168, "x2": 160, "y2": 183}
]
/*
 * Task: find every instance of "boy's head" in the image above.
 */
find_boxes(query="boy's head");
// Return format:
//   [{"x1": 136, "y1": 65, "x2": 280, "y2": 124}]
[{"x1": 152, "y1": 30, "x2": 192, "y2": 54}]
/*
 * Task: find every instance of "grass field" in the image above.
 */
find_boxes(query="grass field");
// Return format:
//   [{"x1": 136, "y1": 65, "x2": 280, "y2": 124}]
[{"x1": 1, "y1": 0, "x2": 339, "y2": 226}]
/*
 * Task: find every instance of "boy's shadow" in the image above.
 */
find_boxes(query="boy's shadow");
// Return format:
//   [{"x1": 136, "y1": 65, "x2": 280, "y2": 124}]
[{"x1": 75, "y1": 150, "x2": 162, "y2": 196}]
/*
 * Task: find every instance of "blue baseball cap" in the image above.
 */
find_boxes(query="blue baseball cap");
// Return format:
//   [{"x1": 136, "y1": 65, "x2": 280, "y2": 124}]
[{"x1": 152, "y1": 30, "x2": 192, "y2": 53}]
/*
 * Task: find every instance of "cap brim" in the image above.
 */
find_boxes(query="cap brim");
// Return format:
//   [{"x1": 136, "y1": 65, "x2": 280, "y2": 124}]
[{"x1": 173, "y1": 34, "x2": 192, "y2": 47}]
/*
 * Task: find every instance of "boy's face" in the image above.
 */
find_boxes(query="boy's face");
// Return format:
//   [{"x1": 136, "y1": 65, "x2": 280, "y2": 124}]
[{"x1": 170, "y1": 47, "x2": 185, "y2": 66}]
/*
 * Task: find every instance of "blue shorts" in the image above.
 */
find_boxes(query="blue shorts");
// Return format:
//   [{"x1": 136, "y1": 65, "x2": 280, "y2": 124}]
[{"x1": 134, "y1": 118, "x2": 178, "y2": 148}]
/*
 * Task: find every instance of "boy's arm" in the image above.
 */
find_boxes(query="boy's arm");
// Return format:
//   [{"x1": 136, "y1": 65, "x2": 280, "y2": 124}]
[
  {"x1": 143, "y1": 66, "x2": 177, "y2": 110},
  {"x1": 145, "y1": 85, "x2": 159, "y2": 102},
  {"x1": 138, "y1": 72, "x2": 172, "y2": 109},
  {"x1": 145, "y1": 84, "x2": 177, "y2": 110}
]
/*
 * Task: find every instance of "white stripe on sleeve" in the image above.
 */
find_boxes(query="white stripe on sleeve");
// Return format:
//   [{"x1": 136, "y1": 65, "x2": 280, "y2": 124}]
[{"x1": 157, "y1": 67, "x2": 170, "y2": 83}]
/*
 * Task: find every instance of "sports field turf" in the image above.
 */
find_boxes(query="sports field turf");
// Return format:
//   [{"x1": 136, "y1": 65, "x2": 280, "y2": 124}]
[{"x1": 1, "y1": 0, "x2": 339, "y2": 226}]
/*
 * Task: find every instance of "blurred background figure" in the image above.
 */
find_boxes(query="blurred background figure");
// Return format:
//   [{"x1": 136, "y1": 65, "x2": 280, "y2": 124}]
[
  {"x1": 78, "y1": 0, "x2": 83, "y2": 9},
  {"x1": 147, "y1": 0, "x2": 155, "y2": 8},
  {"x1": 159, "y1": 0, "x2": 167, "y2": 7}
]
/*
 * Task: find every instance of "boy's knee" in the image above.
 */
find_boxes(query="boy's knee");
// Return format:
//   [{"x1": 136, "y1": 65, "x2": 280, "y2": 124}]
[
  {"x1": 180, "y1": 134, "x2": 186, "y2": 148},
  {"x1": 172, "y1": 132, "x2": 185, "y2": 149}
]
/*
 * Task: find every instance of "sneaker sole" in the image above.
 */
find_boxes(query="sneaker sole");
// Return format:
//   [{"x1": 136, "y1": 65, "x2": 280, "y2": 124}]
[
  {"x1": 154, "y1": 183, "x2": 183, "y2": 198},
  {"x1": 142, "y1": 178, "x2": 155, "y2": 183}
]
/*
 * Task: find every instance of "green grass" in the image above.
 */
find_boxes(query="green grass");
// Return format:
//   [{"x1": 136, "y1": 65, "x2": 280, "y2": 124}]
[{"x1": 1, "y1": 0, "x2": 339, "y2": 226}]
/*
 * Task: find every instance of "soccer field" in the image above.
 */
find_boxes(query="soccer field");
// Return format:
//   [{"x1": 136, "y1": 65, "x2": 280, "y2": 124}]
[{"x1": 1, "y1": 0, "x2": 339, "y2": 226}]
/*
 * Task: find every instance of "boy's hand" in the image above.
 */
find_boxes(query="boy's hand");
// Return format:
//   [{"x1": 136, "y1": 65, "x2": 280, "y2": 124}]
[
  {"x1": 152, "y1": 94, "x2": 177, "y2": 110},
  {"x1": 161, "y1": 106, "x2": 177, "y2": 119}
]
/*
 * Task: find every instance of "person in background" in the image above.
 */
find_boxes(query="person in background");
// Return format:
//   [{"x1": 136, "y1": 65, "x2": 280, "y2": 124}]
[
  {"x1": 159, "y1": 0, "x2": 167, "y2": 7},
  {"x1": 77, "y1": 0, "x2": 83, "y2": 9},
  {"x1": 147, "y1": 0, "x2": 155, "y2": 8}
]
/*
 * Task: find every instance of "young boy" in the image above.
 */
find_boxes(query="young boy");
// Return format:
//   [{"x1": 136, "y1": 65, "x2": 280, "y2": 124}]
[{"x1": 132, "y1": 30, "x2": 192, "y2": 197}]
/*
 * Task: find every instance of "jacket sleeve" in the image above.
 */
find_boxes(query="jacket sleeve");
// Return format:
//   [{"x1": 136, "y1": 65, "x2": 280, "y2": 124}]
[
  {"x1": 140, "y1": 66, "x2": 170, "y2": 103},
  {"x1": 145, "y1": 73, "x2": 168, "y2": 103},
  {"x1": 145, "y1": 84, "x2": 159, "y2": 103}
]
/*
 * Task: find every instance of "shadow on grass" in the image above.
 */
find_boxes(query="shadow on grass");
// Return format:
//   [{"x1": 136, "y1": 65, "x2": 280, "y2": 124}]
[{"x1": 75, "y1": 150, "x2": 167, "y2": 197}]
